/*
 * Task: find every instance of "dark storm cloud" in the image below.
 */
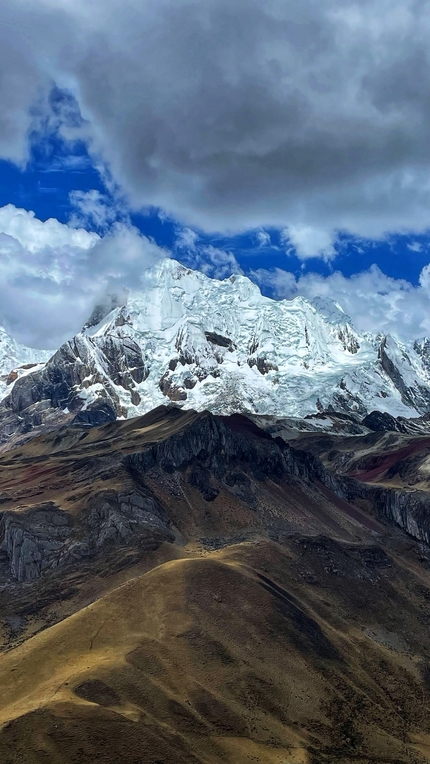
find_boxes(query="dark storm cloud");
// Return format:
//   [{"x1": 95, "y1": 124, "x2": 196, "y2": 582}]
[{"x1": 1, "y1": 0, "x2": 430, "y2": 255}]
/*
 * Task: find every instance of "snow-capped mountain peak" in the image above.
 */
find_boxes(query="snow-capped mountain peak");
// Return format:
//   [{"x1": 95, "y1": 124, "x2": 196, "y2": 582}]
[{"x1": 0, "y1": 257, "x2": 430, "y2": 441}]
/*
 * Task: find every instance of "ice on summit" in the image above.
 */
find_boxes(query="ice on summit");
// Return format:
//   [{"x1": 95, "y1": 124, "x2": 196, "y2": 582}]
[
  {"x1": 1, "y1": 258, "x2": 430, "y2": 422},
  {"x1": 79, "y1": 258, "x2": 430, "y2": 419}
]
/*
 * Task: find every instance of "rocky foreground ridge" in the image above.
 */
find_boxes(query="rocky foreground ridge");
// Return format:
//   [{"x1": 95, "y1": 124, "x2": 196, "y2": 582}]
[
  {"x1": 1, "y1": 405, "x2": 430, "y2": 587},
  {"x1": 0, "y1": 259, "x2": 430, "y2": 447},
  {"x1": 3, "y1": 406, "x2": 430, "y2": 764}
]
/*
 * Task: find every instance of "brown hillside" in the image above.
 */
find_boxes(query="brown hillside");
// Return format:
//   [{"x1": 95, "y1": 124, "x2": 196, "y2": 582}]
[{"x1": 1, "y1": 409, "x2": 430, "y2": 762}]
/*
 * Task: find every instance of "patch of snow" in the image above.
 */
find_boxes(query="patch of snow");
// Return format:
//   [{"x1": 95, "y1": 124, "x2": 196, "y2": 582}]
[{"x1": 0, "y1": 328, "x2": 52, "y2": 402}]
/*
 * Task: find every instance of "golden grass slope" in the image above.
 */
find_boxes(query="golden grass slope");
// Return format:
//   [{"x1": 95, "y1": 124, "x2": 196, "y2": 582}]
[{"x1": 1, "y1": 539, "x2": 430, "y2": 764}]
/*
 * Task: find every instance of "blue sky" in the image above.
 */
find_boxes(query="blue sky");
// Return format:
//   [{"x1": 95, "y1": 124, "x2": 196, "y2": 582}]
[
  {"x1": 0, "y1": 1, "x2": 430, "y2": 347},
  {"x1": 1, "y1": 120, "x2": 429, "y2": 349},
  {"x1": 1, "y1": 135, "x2": 428, "y2": 289}
]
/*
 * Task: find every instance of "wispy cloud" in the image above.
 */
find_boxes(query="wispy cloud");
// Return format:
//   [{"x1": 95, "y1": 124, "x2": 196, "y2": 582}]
[
  {"x1": 407, "y1": 241, "x2": 423, "y2": 253},
  {"x1": 252, "y1": 263, "x2": 430, "y2": 341},
  {"x1": 68, "y1": 189, "x2": 128, "y2": 232},
  {"x1": 175, "y1": 226, "x2": 200, "y2": 251},
  {"x1": 174, "y1": 226, "x2": 243, "y2": 279},
  {"x1": 255, "y1": 230, "x2": 271, "y2": 248}
]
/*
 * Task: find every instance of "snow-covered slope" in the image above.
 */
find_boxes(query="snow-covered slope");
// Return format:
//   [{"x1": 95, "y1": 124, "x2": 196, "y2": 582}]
[
  {"x1": 81, "y1": 260, "x2": 398, "y2": 417},
  {"x1": 2, "y1": 258, "x2": 430, "y2": 431},
  {"x1": 0, "y1": 327, "x2": 52, "y2": 400}
]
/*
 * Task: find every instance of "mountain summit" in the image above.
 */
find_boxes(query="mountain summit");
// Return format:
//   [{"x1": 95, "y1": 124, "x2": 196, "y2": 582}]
[{"x1": 0, "y1": 257, "x2": 429, "y2": 444}]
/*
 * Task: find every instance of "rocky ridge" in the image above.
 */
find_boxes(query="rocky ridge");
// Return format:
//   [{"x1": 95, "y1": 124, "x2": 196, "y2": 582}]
[
  {"x1": 3, "y1": 407, "x2": 430, "y2": 763},
  {"x1": 2, "y1": 406, "x2": 430, "y2": 586}
]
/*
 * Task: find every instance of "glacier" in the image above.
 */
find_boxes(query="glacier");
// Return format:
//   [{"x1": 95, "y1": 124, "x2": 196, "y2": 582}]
[{"x1": 0, "y1": 258, "x2": 429, "y2": 437}]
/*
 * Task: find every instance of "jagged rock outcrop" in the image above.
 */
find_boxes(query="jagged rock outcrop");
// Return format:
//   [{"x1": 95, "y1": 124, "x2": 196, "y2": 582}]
[
  {"x1": 0, "y1": 332, "x2": 148, "y2": 442},
  {"x1": 285, "y1": 440, "x2": 430, "y2": 547},
  {"x1": 379, "y1": 336, "x2": 430, "y2": 414},
  {"x1": 361, "y1": 410, "x2": 406, "y2": 432},
  {"x1": 0, "y1": 504, "x2": 73, "y2": 582},
  {"x1": 3, "y1": 405, "x2": 430, "y2": 585},
  {"x1": 0, "y1": 409, "x2": 284, "y2": 583},
  {"x1": 87, "y1": 490, "x2": 170, "y2": 548},
  {"x1": 0, "y1": 489, "x2": 173, "y2": 583},
  {"x1": 125, "y1": 414, "x2": 284, "y2": 479},
  {"x1": 0, "y1": 409, "x2": 299, "y2": 583}
]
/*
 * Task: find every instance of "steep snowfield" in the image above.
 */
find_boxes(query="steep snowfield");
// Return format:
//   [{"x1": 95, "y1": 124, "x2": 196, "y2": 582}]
[
  {"x1": 81, "y1": 259, "x2": 430, "y2": 418},
  {"x1": 1, "y1": 258, "x2": 430, "y2": 422}
]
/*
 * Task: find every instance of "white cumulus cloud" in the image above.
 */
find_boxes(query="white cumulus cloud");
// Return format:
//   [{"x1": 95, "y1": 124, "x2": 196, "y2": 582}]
[
  {"x1": 281, "y1": 225, "x2": 338, "y2": 261},
  {"x1": 0, "y1": 205, "x2": 166, "y2": 348},
  {"x1": 251, "y1": 263, "x2": 430, "y2": 341}
]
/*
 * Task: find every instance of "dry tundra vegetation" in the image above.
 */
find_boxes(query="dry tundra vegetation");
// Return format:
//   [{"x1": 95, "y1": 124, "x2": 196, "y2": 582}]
[{"x1": 1, "y1": 407, "x2": 430, "y2": 763}]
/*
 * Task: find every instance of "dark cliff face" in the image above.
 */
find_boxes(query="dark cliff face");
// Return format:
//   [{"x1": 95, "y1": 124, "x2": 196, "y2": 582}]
[
  {"x1": 379, "y1": 337, "x2": 430, "y2": 414},
  {"x1": 126, "y1": 414, "x2": 284, "y2": 480},
  {"x1": 0, "y1": 332, "x2": 152, "y2": 444},
  {"x1": 2, "y1": 405, "x2": 430, "y2": 587},
  {"x1": 289, "y1": 442, "x2": 430, "y2": 546},
  {"x1": 362, "y1": 410, "x2": 406, "y2": 432},
  {"x1": 275, "y1": 420, "x2": 430, "y2": 549},
  {"x1": 0, "y1": 410, "x2": 292, "y2": 583}
]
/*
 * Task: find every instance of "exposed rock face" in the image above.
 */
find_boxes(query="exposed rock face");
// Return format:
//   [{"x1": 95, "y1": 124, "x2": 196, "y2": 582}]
[
  {"x1": 204, "y1": 331, "x2": 235, "y2": 349},
  {"x1": 379, "y1": 335, "x2": 430, "y2": 414},
  {"x1": 282, "y1": 438, "x2": 430, "y2": 548},
  {"x1": 0, "y1": 490, "x2": 173, "y2": 583},
  {"x1": 3, "y1": 404, "x2": 430, "y2": 584},
  {"x1": 362, "y1": 410, "x2": 406, "y2": 432},
  {"x1": 361, "y1": 409, "x2": 430, "y2": 435},
  {"x1": 0, "y1": 408, "x2": 314, "y2": 583},
  {"x1": 0, "y1": 332, "x2": 147, "y2": 443},
  {"x1": 159, "y1": 373, "x2": 188, "y2": 402},
  {"x1": 0, "y1": 504, "x2": 72, "y2": 582},
  {"x1": 125, "y1": 414, "x2": 284, "y2": 479},
  {"x1": 73, "y1": 402, "x2": 117, "y2": 426},
  {"x1": 10, "y1": 333, "x2": 147, "y2": 414},
  {"x1": 87, "y1": 490, "x2": 171, "y2": 548},
  {"x1": 336, "y1": 477, "x2": 430, "y2": 547},
  {"x1": 0, "y1": 408, "x2": 281, "y2": 583}
]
